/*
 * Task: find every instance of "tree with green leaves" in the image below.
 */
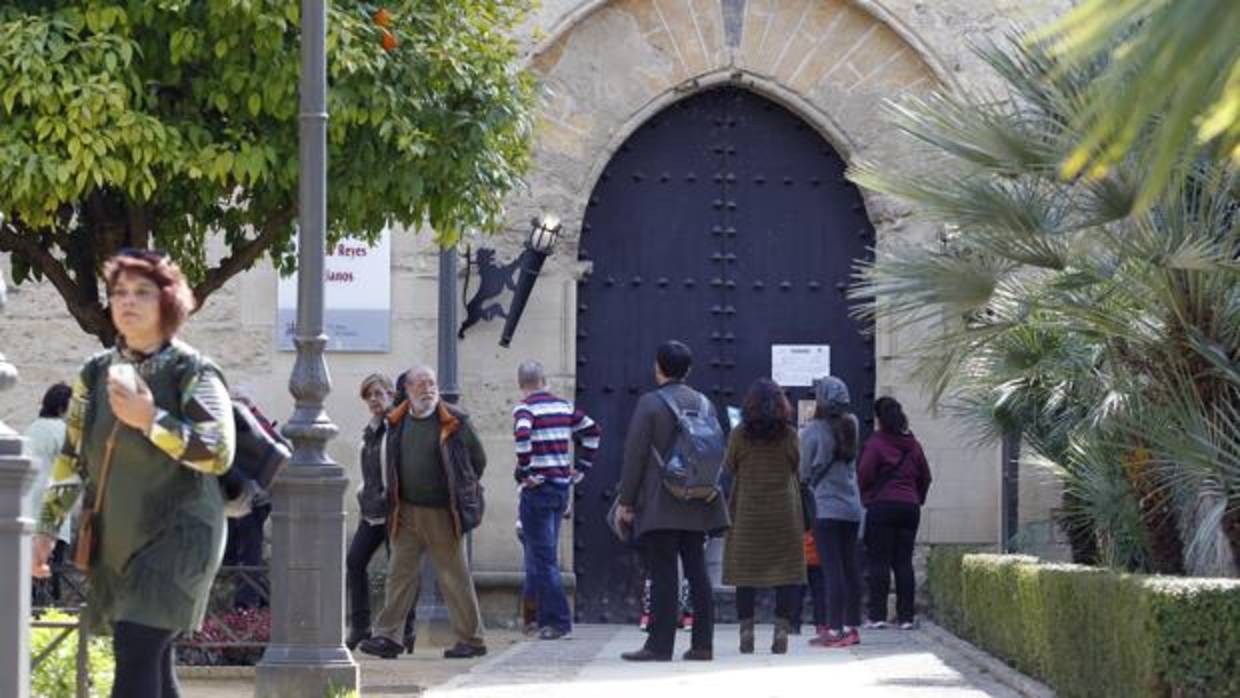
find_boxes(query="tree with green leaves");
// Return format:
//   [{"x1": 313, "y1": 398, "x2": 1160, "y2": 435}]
[
  {"x1": 849, "y1": 34, "x2": 1240, "y2": 576},
  {"x1": 1035, "y1": 0, "x2": 1240, "y2": 210},
  {"x1": 0, "y1": 0, "x2": 533, "y2": 345}
]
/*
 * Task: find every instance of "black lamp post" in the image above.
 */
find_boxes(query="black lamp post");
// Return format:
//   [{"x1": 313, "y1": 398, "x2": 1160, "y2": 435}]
[{"x1": 499, "y1": 214, "x2": 562, "y2": 347}]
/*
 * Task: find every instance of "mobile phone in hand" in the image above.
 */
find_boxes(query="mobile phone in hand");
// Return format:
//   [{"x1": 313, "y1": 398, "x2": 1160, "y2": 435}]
[{"x1": 109, "y1": 363, "x2": 138, "y2": 392}]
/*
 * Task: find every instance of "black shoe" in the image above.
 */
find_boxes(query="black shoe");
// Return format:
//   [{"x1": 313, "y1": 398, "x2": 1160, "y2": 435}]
[
  {"x1": 443, "y1": 642, "x2": 487, "y2": 659},
  {"x1": 357, "y1": 636, "x2": 403, "y2": 659},
  {"x1": 682, "y1": 648, "x2": 712, "y2": 661},
  {"x1": 620, "y1": 648, "x2": 672, "y2": 662},
  {"x1": 403, "y1": 632, "x2": 416, "y2": 655},
  {"x1": 346, "y1": 627, "x2": 371, "y2": 651}
]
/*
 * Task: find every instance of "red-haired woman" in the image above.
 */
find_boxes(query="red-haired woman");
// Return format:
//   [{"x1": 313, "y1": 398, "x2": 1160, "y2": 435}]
[
  {"x1": 32, "y1": 249, "x2": 235, "y2": 698},
  {"x1": 722, "y1": 378, "x2": 805, "y2": 655}
]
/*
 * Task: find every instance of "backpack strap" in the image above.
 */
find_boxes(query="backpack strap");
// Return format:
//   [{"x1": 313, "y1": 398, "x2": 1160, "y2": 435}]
[{"x1": 654, "y1": 386, "x2": 684, "y2": 423}]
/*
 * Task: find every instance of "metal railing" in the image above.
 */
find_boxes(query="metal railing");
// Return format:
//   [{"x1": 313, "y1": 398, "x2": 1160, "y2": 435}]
[
  {"x1": 30, "y1": 561, "x2": 272, "y2": 695},
  {"x1": 176, "y1": 565, "x2": 271, "y2": 666},
  {"x1": 30, "y1": 607, "x2": 91, "y2": 698}
]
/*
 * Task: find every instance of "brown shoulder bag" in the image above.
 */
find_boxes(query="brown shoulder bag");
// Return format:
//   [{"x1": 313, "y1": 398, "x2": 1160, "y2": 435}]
[{"x1": 73, "y1": 423, "x2": 120, "y2": 573}]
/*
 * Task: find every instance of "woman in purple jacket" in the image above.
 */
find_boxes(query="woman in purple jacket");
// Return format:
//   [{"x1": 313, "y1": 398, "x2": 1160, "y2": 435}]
[{"x1": 857, "y1": 397, "x2": 932, "y2": 629}]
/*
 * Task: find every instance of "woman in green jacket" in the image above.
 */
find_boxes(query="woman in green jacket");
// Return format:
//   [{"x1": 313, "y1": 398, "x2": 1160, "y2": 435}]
[{"x1": 31, "y1": 249, "x2": 235, "y2": 698}]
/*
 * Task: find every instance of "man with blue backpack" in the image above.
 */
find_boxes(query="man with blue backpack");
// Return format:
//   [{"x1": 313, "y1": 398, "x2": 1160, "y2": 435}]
[{"x1": 615, "y1": 340, "x2": 730, "y2": 662}]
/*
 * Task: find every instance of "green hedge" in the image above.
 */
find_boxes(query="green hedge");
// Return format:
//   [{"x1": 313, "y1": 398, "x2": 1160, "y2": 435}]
[
  {"x1": 925, "y1": 550, "x2": 1240, "y2": 698},
  {"x1": 925, "y1": 545, "x2": 986, "y2": 634}
]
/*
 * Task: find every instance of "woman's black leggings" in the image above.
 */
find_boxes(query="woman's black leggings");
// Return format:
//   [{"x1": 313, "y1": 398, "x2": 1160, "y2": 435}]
[{"x1": 112, "y1": 621, "x2": 179, "y2": 698}]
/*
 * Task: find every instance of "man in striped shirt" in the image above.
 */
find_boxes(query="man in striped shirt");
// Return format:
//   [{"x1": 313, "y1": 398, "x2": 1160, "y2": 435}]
[{"x1": 513, "y1": 360, "x2": 601, "y2": 640}]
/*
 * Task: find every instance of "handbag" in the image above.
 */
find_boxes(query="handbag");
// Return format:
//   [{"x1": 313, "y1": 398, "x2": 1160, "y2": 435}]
[{"x1": 73, "y1": 423, "x2": 119, "y2": 573}]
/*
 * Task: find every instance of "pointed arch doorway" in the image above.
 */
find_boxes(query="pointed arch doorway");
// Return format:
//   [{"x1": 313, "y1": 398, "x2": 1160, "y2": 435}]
[{"x1": 572, "y1": 86, "x2": 875, "y2": 623}]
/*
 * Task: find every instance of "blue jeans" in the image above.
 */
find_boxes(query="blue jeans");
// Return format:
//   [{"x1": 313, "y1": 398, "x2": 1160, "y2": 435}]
[{"x1": 519, "y1": 485, "x2": 572, "y2": 632}]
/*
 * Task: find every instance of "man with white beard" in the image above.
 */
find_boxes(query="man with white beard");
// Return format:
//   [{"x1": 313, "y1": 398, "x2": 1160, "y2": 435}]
[{"x1": 359, "y1": 365, "x2": 490, "y2": 659}]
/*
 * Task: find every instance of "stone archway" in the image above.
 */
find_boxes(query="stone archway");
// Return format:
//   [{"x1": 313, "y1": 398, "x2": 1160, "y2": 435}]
[{"x1": 522, "y1": 0, "x2": 947, "y2": 244}]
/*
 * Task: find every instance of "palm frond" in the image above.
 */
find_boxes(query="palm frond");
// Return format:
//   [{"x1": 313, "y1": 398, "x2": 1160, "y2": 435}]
[{"x1": 1034, "y1": 0, "x2": 1240, "y2": 208}]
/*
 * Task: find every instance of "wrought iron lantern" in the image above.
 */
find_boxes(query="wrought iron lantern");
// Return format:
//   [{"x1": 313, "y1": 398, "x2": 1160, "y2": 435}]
[{"x1": 458, "y1": 214, "x2": 562, "y2": 346}]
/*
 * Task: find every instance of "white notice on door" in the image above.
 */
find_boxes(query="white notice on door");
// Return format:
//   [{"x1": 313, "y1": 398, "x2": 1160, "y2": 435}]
[{"x1": 771, "y1": 345, "x2": 831, "y2": 387}]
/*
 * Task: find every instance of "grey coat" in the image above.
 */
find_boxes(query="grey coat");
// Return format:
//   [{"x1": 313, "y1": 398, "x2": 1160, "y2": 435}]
[
  {"x1": 798, "y1": 377, "x2": 863, "y2": 522},
  {"x1": 618, "y1": 381, "x2": 730, "y2": 539}
]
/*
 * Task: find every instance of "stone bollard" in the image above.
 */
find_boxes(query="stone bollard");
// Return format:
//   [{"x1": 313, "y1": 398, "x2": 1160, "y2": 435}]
[{"x1": 1, "y1": 271, "x2": 37, "y2": 698}]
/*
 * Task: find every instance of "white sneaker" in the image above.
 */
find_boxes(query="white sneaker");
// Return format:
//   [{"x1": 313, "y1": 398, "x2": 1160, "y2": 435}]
[
  {"x1": 898, "y1": 621, "x2": 916, "y2": 630},
  {"x1": 863, "y1": 620, "x2": 888, "y2": 630}
]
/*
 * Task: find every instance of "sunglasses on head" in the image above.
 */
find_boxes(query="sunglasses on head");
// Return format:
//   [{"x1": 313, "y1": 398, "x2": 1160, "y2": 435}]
[{"x1": 117, "y1": 247, "x2": 168, "y2": 261}]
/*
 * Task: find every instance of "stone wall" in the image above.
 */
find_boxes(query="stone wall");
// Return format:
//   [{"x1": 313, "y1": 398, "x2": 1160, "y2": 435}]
[{"x1": 1, "y1": 1, "x2": 1073, "y2": 604}]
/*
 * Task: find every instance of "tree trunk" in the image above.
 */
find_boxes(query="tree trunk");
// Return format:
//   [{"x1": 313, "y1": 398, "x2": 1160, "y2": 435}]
[
  {"x1": 1058, "y1": 491, "x2": 1100, "y2": 565},
  {"x1": 1125, "y1": 450, "x2": 1185, "y2": 575}
]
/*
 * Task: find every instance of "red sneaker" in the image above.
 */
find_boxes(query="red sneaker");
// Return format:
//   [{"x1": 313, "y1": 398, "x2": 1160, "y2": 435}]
[
  {"x1": 813, "y1": 628, "x2": 859, "y2": 648},
  {"x1": 638, "y1": 613, "x2": 651, "y2": 632}
]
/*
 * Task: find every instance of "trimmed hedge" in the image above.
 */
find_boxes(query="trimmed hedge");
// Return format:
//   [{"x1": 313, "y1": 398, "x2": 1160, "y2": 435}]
[
  {"x1": 925, "y1": 550, "x2": 1240, "y2": 698},
  {"x1": 925, "y1": 545, "x2": 986, "y2": 634}
]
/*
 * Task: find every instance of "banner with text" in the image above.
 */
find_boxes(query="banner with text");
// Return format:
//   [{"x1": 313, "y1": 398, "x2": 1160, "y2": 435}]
[{"x1": 276, "y1": 228, "x2": 391, "y2": 352}]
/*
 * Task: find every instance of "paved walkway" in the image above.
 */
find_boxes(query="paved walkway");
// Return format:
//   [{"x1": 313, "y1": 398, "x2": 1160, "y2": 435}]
[{"x1": 184, "y1": 624, "x2": 1027, "y2": 697}]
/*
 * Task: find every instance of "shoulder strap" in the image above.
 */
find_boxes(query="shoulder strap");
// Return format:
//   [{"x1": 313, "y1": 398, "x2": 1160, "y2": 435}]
[
  {"x1": 89, "y1": 423, "x2": 121, "y2": 517},
  {"x1": 870, "y1": 448, "x2": 911, "y2": 498},
  {"x1": 655, "y1": 386, "x2": 683, "y2": 422}
]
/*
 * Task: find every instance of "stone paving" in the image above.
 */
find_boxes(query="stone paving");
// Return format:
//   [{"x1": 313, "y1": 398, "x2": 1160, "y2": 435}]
[
  {"x1": 428, "y1": 624, "x2": 1025, "y2": 698},
  {"x1": 183, "y1": 624, "x2": 1029, "y2": 697}
]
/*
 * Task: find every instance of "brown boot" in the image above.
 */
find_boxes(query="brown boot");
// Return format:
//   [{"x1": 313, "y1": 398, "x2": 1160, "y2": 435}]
[
  {"x1": 772, "y1": 618, "x2": 790, "y2": 655},
  {"x1": 739, "y1": 618, "x2": 755, "y2": 654}
]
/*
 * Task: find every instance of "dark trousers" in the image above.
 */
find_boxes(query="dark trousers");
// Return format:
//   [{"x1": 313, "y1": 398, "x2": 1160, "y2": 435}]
[
  {"x1": 641, "y1": 530, "x2": 712, "y2": 656},
  {"x1": 112, "y1": 621, "x2": 179, "y2": 698},
  {"x1": 814, "y1": 518, "x2": 861, "y2": 632},
  {"x1": 223, "y1": 504, "x2": 270, "y2": 609},
  {"x1": 864, "y1": 503, "x2": 921, "y2": 623},
  {"x1": 735, "y1": 585, "x2": 800, "y2": 622},
  {"x1": 519, "y1": 485, "x2": 572, "y2": 632},
  {"x1": 346, "y1": 518, "x2": 416, "y2": 634},
  {"x1": 790, "y1": 565, "x2": 827, "y2": 629},
  {"x1": 32, "y1": 541, "x2": 67, "y2": 607}
]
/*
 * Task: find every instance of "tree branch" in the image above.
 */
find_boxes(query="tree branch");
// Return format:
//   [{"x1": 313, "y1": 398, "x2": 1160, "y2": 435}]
[
  {"x1": 0, "y1": 219, "x2": 112, "y2": 342},
  {"x1": 192, "y1": 207, "x2": 295, "y2": 305}
]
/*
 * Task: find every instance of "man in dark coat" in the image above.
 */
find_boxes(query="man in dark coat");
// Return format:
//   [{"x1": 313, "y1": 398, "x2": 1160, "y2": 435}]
[{"x1": 616, "y1": 340, "x2": 730, "y2": 661}]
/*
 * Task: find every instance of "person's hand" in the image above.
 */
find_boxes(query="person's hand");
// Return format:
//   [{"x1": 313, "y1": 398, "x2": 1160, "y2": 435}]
[
  {"x1": 32, "y1": 534, "x2": 55, "y2": 579},
  {"x1": 108, "y1": 372, "x2": 156, "y2": 432},
  {"x1": 616, "y1": 504, "x2": 635, "y2": 525}
]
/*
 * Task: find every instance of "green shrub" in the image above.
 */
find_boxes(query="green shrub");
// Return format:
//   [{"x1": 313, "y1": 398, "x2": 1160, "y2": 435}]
[
  {"x1": 927, "y1": 552, "x2": 1240, "y2": 698},
  {"x1": 1034, "y1": 564, "x2": 1156, "y2": 698},
  {"x1": 1145, "y1": 577, "x2": 1240, "y2": 698},
  {"x1": 960, "y1": 555, "x2": 1040, "y2": 675},
  {"x1": 925, "y1": 545, "x2": 985, "y2": 633},
  {"x1": 31, "y1": 610, "x2": 113, "y2": 698}
]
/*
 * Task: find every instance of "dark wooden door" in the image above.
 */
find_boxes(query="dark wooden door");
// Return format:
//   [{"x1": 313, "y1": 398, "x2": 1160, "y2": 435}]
[{"x1": 573, "y1": 87, "x2": 875, "y2": 623}]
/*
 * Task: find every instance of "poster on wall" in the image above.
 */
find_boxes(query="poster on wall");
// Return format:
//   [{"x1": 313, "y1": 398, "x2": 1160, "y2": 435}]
[
  {"x1": 276, "y1": 228, "x2": 391, "y2": 352},
  {"x1": 771, "y1": 344, "x2": 831, "y2": 388}
]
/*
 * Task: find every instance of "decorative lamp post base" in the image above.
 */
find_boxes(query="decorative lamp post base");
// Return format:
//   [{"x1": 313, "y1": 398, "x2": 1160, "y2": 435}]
[{"x1": 255, "y1": 466, "x2": 357, "y2": 697}]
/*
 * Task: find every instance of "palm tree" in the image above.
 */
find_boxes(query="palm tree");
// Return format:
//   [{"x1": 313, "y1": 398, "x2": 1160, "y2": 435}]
[
  {"x1": 849, "y1": 33, "x2": 1240, "y2": 576},
  {"x1": 1034, "y1": 0, "x2": 1240, "y2": 210}
]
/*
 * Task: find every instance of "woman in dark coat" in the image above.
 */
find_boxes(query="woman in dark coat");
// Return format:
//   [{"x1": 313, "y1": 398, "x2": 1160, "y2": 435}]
[
  {"x1": 32, "y1": 250, "x2": 236, "y2": 698},
  {"x1": 722, "y1": 379, "x2": 805, "y2": 654}
]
